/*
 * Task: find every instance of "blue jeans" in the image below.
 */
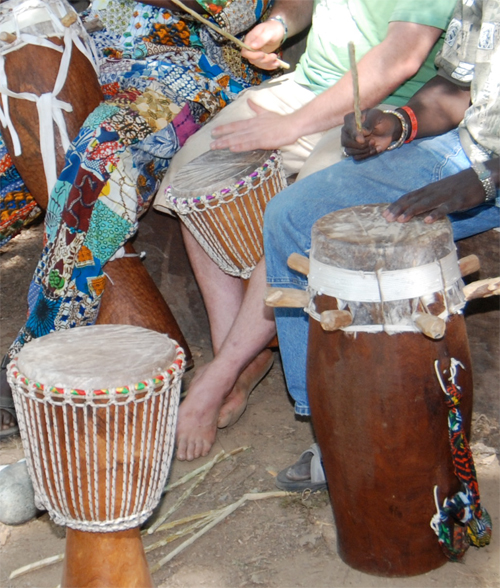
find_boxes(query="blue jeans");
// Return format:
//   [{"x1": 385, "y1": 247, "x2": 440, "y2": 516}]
[{"x1": 264, "y1": 129, "x2": 500, "y2": 415}]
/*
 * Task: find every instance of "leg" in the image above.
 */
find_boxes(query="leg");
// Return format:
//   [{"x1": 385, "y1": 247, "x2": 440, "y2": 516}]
[
  {"x1": 176, "y1": 259, "x2": 276, "y2": 460},
  {"x1": 264, "y1": 128, "x2": 500, "y2": 415}
]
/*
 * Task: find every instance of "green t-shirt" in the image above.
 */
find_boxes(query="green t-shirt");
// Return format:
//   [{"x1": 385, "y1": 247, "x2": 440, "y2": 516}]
[{"x1": 294, "y1": 0, "x2": 457, "y2": 105}]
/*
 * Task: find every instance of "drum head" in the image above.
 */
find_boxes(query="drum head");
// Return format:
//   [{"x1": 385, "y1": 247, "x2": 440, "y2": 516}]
[
  {"x1": 16, "y1": 325, "x2": 178, "y2": 389},
  {"x1": 170, "y1": 149, "x2": 273, "y2": 199},
  {"x1": 312, "y1": 204, "x2": 454, "y2": 271}
]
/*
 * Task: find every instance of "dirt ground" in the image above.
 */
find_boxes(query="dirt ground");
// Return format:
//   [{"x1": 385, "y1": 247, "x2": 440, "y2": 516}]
[{"x1": 0, "y1": 210, "x2": 499, "y2": 588}]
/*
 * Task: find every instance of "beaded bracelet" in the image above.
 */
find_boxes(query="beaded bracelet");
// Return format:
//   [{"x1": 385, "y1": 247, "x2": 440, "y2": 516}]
[
  {"x1": 267, "y1": 15, "x2": 288, "y2": 44},
  {"x1": 399, "y1": 105, "x2": 418, "y2": 143},
  {"x1": 382, "y1": 109, "x2": 408, "y2": 150}
]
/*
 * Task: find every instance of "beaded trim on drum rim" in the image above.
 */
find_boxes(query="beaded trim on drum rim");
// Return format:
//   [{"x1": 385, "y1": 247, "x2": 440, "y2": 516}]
[
  {"x1": 165, "y1": 152, "x2": 285, "y2": 213},
  {"x1": 6, "y1": 345, "x2": 185, "y2": 533}
]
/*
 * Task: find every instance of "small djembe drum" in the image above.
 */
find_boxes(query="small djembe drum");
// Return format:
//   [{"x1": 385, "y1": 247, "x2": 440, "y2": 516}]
[
  {"x1": 164, "y1": 149, "x2": 287, "y2": 279},
  {"x1": 0, "y1": 0, "x2": 102, "y2": 209},
  {"x1": 306, "y1": 204, "x2": 473, "y2": 576},
  {"x1": 7, "y1": 324, "x2": 185, "y2": 587}
]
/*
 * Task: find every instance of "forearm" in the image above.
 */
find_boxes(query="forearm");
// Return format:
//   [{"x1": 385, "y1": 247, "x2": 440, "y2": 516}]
[
  {"x1": 402, "y1": 75, "x2": 471, "y2": 139},
  {"x1": 268, "y1": 0, "x2": 313, "y2": 39},
  {"x1": 139, "y1": 0, "x2": 204, "y2": 14},
  {"x1": 289, "y1": 22, "x2": 444, "y2": 138}
]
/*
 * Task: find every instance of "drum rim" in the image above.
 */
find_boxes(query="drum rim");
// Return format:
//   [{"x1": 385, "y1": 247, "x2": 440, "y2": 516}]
[
  {"x1": 7, "y1": 345, "x2": 186, "y2": 399},
  {"x1": 165, "y1": 150, "x2": 283, "y2": 211}
]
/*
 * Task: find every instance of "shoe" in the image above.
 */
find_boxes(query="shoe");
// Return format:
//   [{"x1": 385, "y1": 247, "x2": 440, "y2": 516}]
[
  {"x1": 276, "y1": 443, "x2": 327, "y2": 492},
  {"x1": 0, "y1": 368, "x2": 18, "y2": 439}
]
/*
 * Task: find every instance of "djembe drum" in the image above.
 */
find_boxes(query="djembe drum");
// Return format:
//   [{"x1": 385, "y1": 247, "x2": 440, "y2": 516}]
[
  {"x1": 306, "y1": 204, "x2": 473, "y2": 576},
  {"x1": 0, "y1": 0, "x2": 192, "y2": 364},
  {"x1": 164, "y1": 149, "x2": 287, "y2": 279},
  {"x1": 7, "y1": 324, "x2": 185, "y2": 587}
]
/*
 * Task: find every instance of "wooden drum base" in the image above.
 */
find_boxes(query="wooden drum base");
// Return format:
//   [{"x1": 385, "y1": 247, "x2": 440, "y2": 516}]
[
  {"x1": 308, "y1": 301, "x2": 472, "y2": 577},
  {"x1": 62, "y1": 528, "x2": 153, "y2": 588}
]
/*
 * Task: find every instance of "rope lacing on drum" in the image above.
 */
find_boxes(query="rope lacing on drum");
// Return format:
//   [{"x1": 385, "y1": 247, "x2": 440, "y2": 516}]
[
  {"x1": 7, "y1": 345, "x2": 185, "y2": 532},
  {"x1": 0, "y1": 2, "x2": 99, "y2": 197}
]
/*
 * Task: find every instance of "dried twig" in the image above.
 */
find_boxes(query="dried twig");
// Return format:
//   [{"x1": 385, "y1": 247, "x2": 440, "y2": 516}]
[
  {"x1": 150, "y1": 491, "x2": 288, "y2": 573},
  {"x1": 9, "y1": 554, "x2": 65, "y2": 580},
  {"x1": 170, "y1": 0, "x2": 290, "y2": 69},
  {"x1": 163, "y1": 446, "x2": 250, "y2": 493},
  {"x1": 151, "y1": 448, "x2": 249, "y2": 534}
]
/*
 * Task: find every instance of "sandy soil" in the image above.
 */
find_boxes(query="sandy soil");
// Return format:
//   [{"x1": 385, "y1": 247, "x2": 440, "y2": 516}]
[{"x1": 0, "y1": 214, "x2": 498, "y2": 588}]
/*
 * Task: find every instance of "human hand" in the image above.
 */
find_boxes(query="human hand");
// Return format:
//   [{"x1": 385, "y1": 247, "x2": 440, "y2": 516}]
[
  {"x1": 341, "y1": 109, "x2": 401, "y2": 160},
  {"x1": 242, "y1": 21, "x2": 286, "y2": 70},
  {"x1": 210, "y1": 99, "x2": 299, "y2": 151},
  {"x1": 383, "y1": 168, "x2": 489, "y2": 224}
]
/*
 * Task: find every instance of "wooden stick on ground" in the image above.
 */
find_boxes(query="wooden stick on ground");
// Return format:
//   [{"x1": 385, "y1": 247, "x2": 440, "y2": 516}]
[
  {"x1": 150, "y1": 491, "x2": 289, "y2": 574},
  {"x1": 170, "y1": 0, "x2": 290, "y2": 69},
  {"x1": 9, "y1": 554, "x2": 65, "y2": 580},
  {"x1": 348, "y1": 41, "x2": 362, "y2": 133}
]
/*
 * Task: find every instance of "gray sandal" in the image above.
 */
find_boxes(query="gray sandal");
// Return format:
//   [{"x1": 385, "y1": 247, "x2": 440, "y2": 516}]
[{"x1": 276, "y1": 443, "x2": 327, "y2": 492}]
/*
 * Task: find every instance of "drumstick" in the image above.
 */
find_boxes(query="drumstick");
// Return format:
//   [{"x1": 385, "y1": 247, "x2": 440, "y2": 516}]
[
  {"x1": 170, "y1": 0, "x2": 290, "y2": 69},
  {"x1": 348, "y1": 41, "x2": 363, "y2": 133}
]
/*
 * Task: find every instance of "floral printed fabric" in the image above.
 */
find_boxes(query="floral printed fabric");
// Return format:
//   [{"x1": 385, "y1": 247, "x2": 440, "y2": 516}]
[{"x1": 5, "y1": 0, "x2": 273, "y2": 359}]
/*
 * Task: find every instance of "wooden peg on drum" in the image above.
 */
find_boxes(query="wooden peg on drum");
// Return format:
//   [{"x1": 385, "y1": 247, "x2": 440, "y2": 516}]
[
  {"x1": 412, "y1": 312, "x2": 446, "y2": 339},
  {"x1": 287, "y1": 252, "x2": 310, "y2": 276},
  {"x1": 463, "y1": 276, "x2": 500, "y2": 300},
  {"x1": 265, "y1": 287, "x2": 309, "y2": 308},
  {"x1": 7, "y1": 325, "x2": 185, "y2": 588}
]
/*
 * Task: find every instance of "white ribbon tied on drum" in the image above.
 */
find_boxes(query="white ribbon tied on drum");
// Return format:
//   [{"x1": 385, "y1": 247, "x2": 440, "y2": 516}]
[
  {"x1": 0, "y1": 28, "x2": 84, "y2": 196},
  {"x1": 307, "y1": 249, "x2": 464, "y2": 333}
]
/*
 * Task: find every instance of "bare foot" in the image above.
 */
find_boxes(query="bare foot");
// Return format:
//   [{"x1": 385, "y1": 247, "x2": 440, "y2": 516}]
[
  {"x1": 175, "y1": 361, "x2": 236, "y2": 461},
  {"x1": 217, "y1": 349, "x2": 274, "y2": 429}
]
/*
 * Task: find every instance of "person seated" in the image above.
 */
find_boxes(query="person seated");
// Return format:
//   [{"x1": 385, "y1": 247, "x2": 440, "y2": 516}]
[
  {"x1": 0, "y1": 0, "x2": 275, "y2": 438},
  {"x1": 171, "y1": 0, "x2": 500, "y2": 466},
  {"x1": 158, "y1": 0, "x2": 459, "y2": 460}
]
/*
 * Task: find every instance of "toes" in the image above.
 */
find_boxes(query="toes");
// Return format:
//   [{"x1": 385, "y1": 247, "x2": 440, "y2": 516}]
[{"x1": 176, "y1": 436, "x2": 188, "y2": 461}]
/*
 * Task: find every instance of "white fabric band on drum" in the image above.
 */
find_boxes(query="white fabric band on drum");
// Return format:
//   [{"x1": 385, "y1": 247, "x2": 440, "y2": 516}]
[
  {"x1": 0, "y1": 3, "x2": 99, "y2": 198},
  {"x1": 308, "y1": 249, "x2": 462, "y2": 303}
]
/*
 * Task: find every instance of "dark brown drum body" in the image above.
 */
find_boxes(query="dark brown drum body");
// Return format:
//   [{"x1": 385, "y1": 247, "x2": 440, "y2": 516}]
[
  {"x1": 0, "y1": 0, "x2": 103, "y2": 209},
  {"x1": 306, "y1": 205, "x2": 472, "y2": 576}
]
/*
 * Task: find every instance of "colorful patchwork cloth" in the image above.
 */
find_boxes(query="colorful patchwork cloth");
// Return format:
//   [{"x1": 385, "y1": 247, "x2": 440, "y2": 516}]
[{"x1": 4, "y1": 0, "x2": 274, "y2": 359}]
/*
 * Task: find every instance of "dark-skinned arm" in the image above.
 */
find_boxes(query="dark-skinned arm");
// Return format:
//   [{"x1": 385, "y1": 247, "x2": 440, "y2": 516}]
[
  {"x1": 382, "y1": 157, "x2": 499, "y2": 224},
  {"x1": 343, "y1": 75, "x2": 471, "y2": 160}
]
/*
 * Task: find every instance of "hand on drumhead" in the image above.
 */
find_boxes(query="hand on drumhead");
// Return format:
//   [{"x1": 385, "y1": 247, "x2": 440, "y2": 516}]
[
  {"x1": 342, "y1": 109, "x2": 400, "y2": 160},
  {"x1": 242, "y1": 22, "x2": 285, "y2": 70},
  {"x1": 383, "y1": 169, "x2": 489, "y2": 224},
  {"x1": 211, "y1": 100, "x2": 298, "y2": 151}
]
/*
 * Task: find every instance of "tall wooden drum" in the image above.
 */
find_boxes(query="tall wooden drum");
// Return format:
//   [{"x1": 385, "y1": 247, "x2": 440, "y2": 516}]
[
  {"x1": 306, "y1": 204, "x2": 472, "y2": 576},
  {"x1": 7, "y1": 324, "x2": 185, "y2": 587}
]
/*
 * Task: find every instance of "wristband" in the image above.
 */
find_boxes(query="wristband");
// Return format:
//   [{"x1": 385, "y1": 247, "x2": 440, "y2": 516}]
[
  {"x1": 472, "y1": 162, "x2": 497, "y2": 202},
  {"x1": 399, "y1": 105, "x2": 418, "y2": 143},
  {"x1": 267, "y1": 15, "x2": 288, "y2": 44},
  {"x1": 382, "y1": 109, "x2": 408, "y2": 151}
]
